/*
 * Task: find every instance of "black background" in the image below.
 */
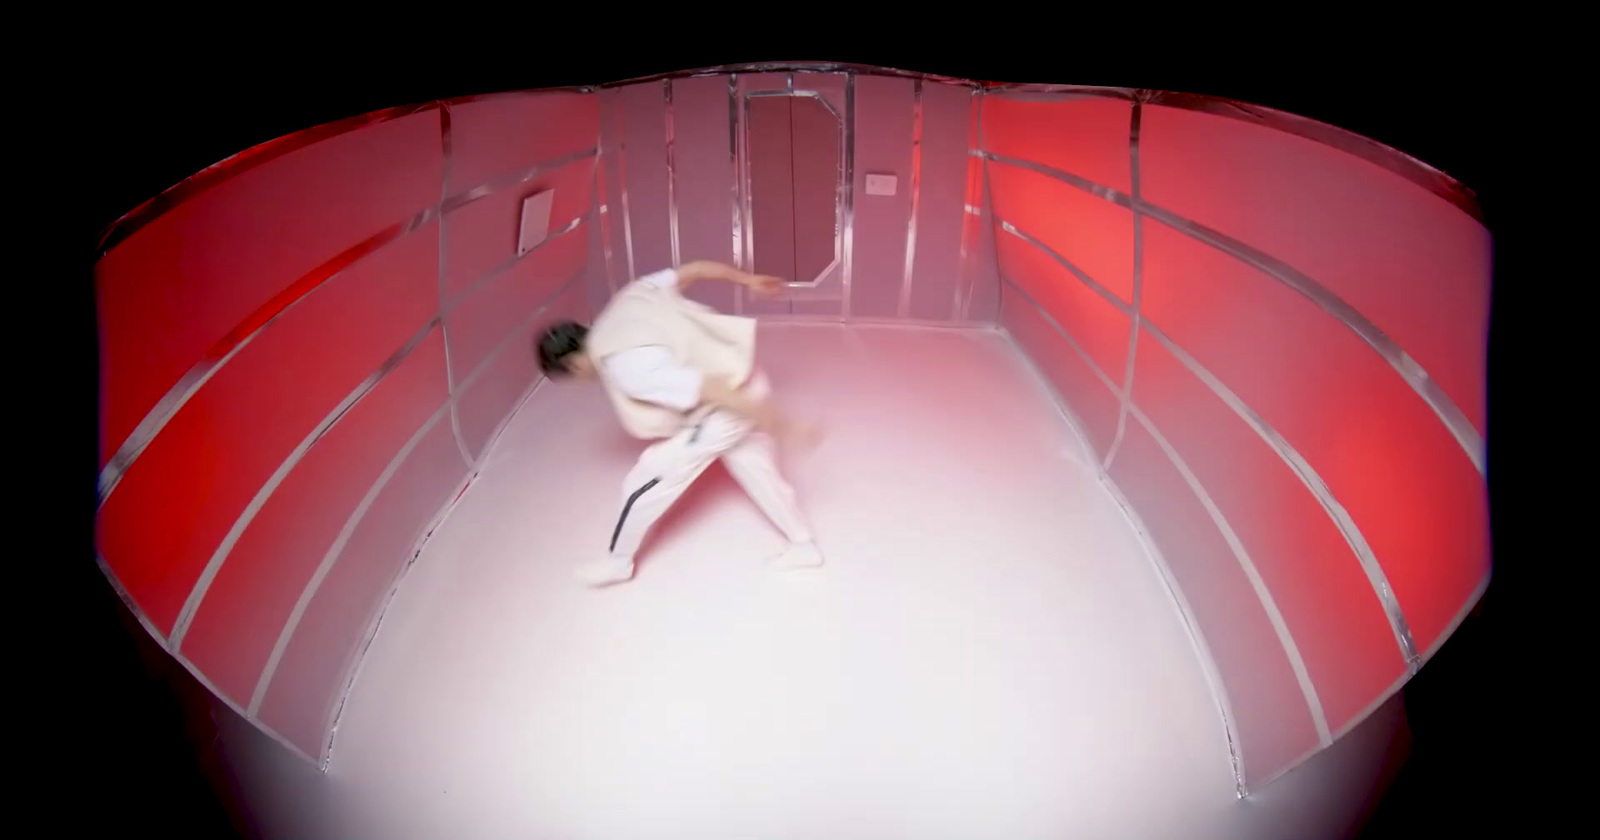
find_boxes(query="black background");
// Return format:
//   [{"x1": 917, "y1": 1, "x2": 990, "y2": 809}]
[{"x1": 72, "y1": 33, "x2": 1526, "y2": 838}]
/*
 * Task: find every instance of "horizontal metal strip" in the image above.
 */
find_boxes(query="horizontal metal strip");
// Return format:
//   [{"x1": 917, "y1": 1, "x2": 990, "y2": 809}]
[
  {"x1": 996, "y1": 222, "x2": 1420, "y2": 670},
  {"x1": 598, "y1": 62, "x2": 980, "y2": 89},
  {"x1": 167, "y1": 317, "x2": 443, "y2": 651},
  {"x1": 456, "y1": 267, "x2": 587, "y2": 395},
  {"x1": 996, "y1": 272, "x2": 1125, "y2": 397},
  {"x1": 94, "y1": 553, "x2": 323, "y2": 768},
  {"x1": 442, "y1": 214, "x2": 587, "y2": 313},
  {"x1": 97, "y1": 205, "x2": 439, "y2": 506},
  {"x1": 987, "y1": 156, "x2": 1485, "y2": 476},
  {"x1": 249, "y1": 399, "x2": 453, "y2": 714},
  {"x1": 441, "y1": 146, "x2": 597, "y2": 214},
  {"x1": 997, "y1": 220, "x2": 1133, "y2": 315},
  {"x1": 97, "y1": 103, "x2": 441, "y2": 257}
]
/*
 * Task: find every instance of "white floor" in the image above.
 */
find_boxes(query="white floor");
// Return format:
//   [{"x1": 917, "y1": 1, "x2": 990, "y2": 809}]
[{"x1": 229, "y1": 323, "x2": 1404, "y2": 839}]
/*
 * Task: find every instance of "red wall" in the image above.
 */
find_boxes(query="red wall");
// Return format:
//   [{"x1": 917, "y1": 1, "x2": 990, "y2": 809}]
[
  {"x1": 984, "y1": 91, "x2": 1490, "y2": 789},
  {"x1": 96, "y1": 91, "x2": 598, "y2": 764}
]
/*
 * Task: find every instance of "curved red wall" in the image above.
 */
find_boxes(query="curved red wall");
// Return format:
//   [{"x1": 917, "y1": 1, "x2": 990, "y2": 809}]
[
  {"x1": 94, "y1": 68, "x2": 1489, "y2": 790},
  {"x1": 96, "y1": 92, "x2": 599, "y2": 764}
]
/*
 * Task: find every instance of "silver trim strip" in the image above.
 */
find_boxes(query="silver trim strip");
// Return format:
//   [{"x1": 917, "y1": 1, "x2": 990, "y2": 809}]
[
  {"x1": 166, "y1": 318, "x2": 444, "y2": 650},
  {"x1": 984, "y1": 151, "x2": 1485, "y2": 476},
  {"x1": 952, "y1": 93, "x2": 981, "y2": 322},
  {"x1": 439, "y1": 146, "x2": 599, "y2": 214},
  {"x1": 248, "y1": 399, "x2": 453, "y2": 714},
  {"x1": 729, "y1": 74, "x2": 743, "y2": 276},
  {"x1": 897, "y1": 79, "x2": 924, "y2": 319},
  {"x1": 997, "y1": 217, "x2": 1421, "y2": 671},
  {"x1": 962, "y1": 94, "x2": 992, "y2": 323},
  {"x1": 841, "y1": 73, "x2": 857, "y2": 321},
  {"x1": 1102, "y1": 101, "x2": 1144, "y2": 471},
  {"x1": 436, "y1": 103, "x2": 478, "y2": 470},
  {"x1": 614, "y1": 96, "x2": 637, "y2": 280},
  {"x1": 664, "y1": 79, "x2": 681, "y2": 267},
  {"x1": 1128, "y1": 403, "x2": 1332, "y2": 745},
  {"x1": 95, "y1": 555, "x2": 324, "y2": 768},
  {"x1": 593, "y1": 142, "x2": 616, "y2": 294}
]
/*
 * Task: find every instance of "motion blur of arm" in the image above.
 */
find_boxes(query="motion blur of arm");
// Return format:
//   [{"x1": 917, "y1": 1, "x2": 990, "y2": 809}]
[{"x1": 672, "y1": 260, "x2": 784, "y2": 296}]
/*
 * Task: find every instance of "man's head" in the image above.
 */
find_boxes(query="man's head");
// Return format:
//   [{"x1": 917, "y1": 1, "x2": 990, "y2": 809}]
[{"x1": 535, "y1": 320, "x2": 597, "y2": 379}]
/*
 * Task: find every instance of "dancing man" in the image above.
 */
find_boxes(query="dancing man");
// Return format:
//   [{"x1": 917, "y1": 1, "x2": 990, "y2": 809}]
[{"x1": 535, "y1": 261, "x2": 823, "y2": 586}]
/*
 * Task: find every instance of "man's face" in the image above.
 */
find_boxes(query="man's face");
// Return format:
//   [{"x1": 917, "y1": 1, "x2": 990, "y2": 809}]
[{"x1": 564, "y1": 353, "x2": 597, "y2": 380}]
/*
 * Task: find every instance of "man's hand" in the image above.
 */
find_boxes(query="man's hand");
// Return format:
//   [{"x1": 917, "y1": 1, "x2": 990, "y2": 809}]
[{"x1": 745, "y1": 274, "x2": 786, "y2": 297}]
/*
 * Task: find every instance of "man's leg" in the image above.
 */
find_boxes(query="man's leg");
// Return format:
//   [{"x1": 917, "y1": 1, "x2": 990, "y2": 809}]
[
  {"x1": 720, "y1": 431, "x2": 823, "y2": 569},
  {"x1": 575, "y1": 412, "x2": 745, "y2": 586}
]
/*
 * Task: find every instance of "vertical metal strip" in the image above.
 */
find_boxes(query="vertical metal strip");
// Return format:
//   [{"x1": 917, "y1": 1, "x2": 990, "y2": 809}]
[
  {"x1": 953, "y1": 89, "x2": 981, "y2": 322},
  {"x1": 1101, "y1": 98, "x2": 1143, "y2": 470},
  {"x1": 615, "y1": 92, "x2": 637, "y2": 281},
  {"x1": 248, "y1": 400, "x2": 452, "y2": 714},
  {"x1": 729, "y1": 74, "x2": 745, "y2": 314},
  {"x1": 962, "y1": 92, "x2": 991, "y2": 323},
  {"x1": 435, "y1": 103, "x2": 477, "y2": 470},
  {"x1": 594, "y1": 123, "x2": 617, "y2": 294},
  {"x1": 841, "y1": 72, "x2": 857, "y2": 322},
  {"x1": 664, "y1": 79, "x2": 680, "y2": 268},
  {"x1": 897, "y1": 79, "x2": 924, "y2": 319}
]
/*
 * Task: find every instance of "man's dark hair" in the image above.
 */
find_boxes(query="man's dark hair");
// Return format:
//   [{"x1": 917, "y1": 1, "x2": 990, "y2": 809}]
[{"x1": 536, "y1": 320, "x2": 589, "y2": 376}]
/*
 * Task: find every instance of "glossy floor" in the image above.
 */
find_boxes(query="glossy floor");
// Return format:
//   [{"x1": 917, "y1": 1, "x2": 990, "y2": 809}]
[{"x1": 226, "y1": 323, "x2": 1404, "y2": 839}]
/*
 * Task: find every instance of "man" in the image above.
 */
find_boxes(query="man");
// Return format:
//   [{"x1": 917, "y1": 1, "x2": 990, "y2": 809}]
[{"x1": 535, "y1": 260, "x2": 824, "y2": 586}]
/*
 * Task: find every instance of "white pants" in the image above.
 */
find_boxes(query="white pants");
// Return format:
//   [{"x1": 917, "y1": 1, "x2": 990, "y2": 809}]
[{"x1": 608, "y1": 372, "x2": 812, "y2": 560}]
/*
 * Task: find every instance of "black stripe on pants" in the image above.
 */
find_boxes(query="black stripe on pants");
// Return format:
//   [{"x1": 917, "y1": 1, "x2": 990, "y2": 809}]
[{"x1": 610, "y1": 477, "x2": 662, "y2": 553}]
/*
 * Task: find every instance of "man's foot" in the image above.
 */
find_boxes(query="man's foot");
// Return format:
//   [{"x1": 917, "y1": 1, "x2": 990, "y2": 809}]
[
  {"x1": 574, "y1": 557, "x2": 636, "y2": 587},
  {"x1": 770, "y1": 542, "x2": 824, "y2": 570}
]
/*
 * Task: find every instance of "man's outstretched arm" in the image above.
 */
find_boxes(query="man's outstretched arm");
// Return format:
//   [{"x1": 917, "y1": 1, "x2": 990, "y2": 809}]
[{"x1": 673, "y1": 261, "x2": 783, "y2": 296}]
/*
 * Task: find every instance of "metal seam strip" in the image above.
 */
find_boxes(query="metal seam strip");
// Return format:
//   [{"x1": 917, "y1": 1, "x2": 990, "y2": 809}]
[
  {"x1": 248, "y1": 399, "x2": 452, "y2": 714},
  {"x1": 730, "y1": 73, "x2": 743, "y2": 293},
  {"x1": 592, "y1": 146, "x2": 616, "y2": 294},
  {"x1": 324, "y1": 372, "x2": 553, "y2": 767},
  {"x1": 952, "y1": 90, "x2": 980, "y2": 322},
  {"x1": 664, "y1": 79, "x2": 680, "y2": 267},
  {"x1": 984, "y1": 151, "x2": 1484, "y2": 475},
  {"x1": 96, "y1": 205, "x2": 436, "y2": 506},
  {"x1": 897, "y1": 79, "x2": 924, "y2": 319},
  {"x1": 615, "y1": 96, "x2": 637, "y2": 280},
  {"x1": 963, "y1": 95, "x2": 992, "y2": 323},
  {"x1": 93, "y1": 554, "x2": 324, "y2": 768},
  {"x1": 841, "y1": 73, "x2": 856, "y2": 322},
  {"x1": 97, "y1": 145, "x2": 601, "y2": 508},
  {"x1": 996, "y1": 217, "x2": 1421, "y2": 671},
  {"x1": 1102, "y1": 100, "x2": 1144, "y2": 470},
  {"x1": 1140, "y1": 320, "x2": 1421, "y2": 671},
  {"x1": 440, "y1": 215, "x2": 586, "y2": 313},
  {"x1": 440, "y1": 146, "x2": 598, "y2": 215},
  {"x1": 166, "y1": 317, "x2": 444, "y2": 650},
  {"x1": 1128, "y1": 403, "x2": 1332, "y2": 745},
  {"x1": 435, "y1": 103, "x2": 478, "y2": 470},
  {"x1": 994, "y1": 284, "x2": 1247, "y2": 794}
]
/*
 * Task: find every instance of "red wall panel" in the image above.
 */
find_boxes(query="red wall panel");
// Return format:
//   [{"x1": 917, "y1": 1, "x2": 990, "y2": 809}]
[
  {"x1": 849, "y1": 75, "x2": 915, "y2": 319},
  {"x1": 907, "y1": 82, "x2": 973, "y2": 322},
  {"x1": 97, "y1": 110, "x2": 443, "y2": 467},
  {"x1": 456, "y1": 278, "x2": 591, "y2": 460},
  {"x1": 98, "y1": 225, "x2": 441, "y2": 634},
  {"x1": 443, "y1": 157, "x2": 596, "y2": 301},
  {"x1": 446, "y1": 221, "x2": 590, "y2": 382},
  {"x1": 981, "y1": 95, "x2": 1133, "y2": 195},
  {"x1": 998, "y1": 291, "x2": 1122, "y2": 457},
  {"x1": 1140, "y1": 105, "x2": 1491, "y2": 434},
  {"x1": 987, "y1": 162, "x2": 1135, "y2": 305},
  {"x1": 994, "y1": 229, "x2": 1129, "y2": 380},
  {"x1": 1130, "y1": 338, "x2": 1408, "y2": 732},
  {"x1": 1110, "y1": 417, "x2": 1321, "y2": 782},
  {"x1": 257, "y1": 416, "x2": 469, "y2": 757},
  {"x1": 1139, "y1": 222, "x2": 1488, "y2": 654},
  {"x1": 617, "y1": 82, "x2": 674, "y2": 280},
  {"x1": 179, "y1": 333, "x2": 452, "y2": 705},
  {"x1": 445, "y1": 93, "x2": 598, "y2": 196},
  {"x1": 669, "y1": 76, "x2": 737, "y2": 313}
]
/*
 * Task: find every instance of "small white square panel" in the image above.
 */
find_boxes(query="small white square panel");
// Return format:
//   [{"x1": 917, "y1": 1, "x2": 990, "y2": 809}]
[
  {"x1": 864, "y1": 173, "x2": 897, "y2": 196},
  {"x1": 517, "y1": 189, "x2": 556, "y2": 254}
]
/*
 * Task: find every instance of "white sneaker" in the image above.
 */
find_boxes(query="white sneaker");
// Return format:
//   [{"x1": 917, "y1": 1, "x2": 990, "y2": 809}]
[
  {"x1": 574, "y1": 557, "x2": 636, "y2": 587},
  {"x1": 770, "y1": 542, "x2": 824, "y2": 570}
]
